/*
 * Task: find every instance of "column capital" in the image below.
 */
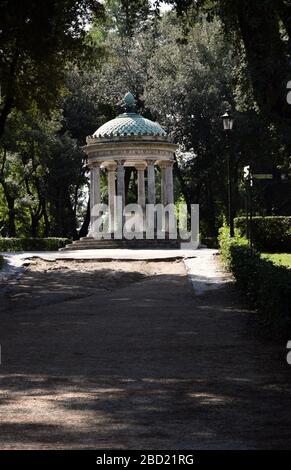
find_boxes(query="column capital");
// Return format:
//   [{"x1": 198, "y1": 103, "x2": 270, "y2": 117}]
[
  {"x1": 87, "y1": 161, "x2": 101, "y2": 170},
  {"x1": 159, "y1": 160, "x2": 174, "y2": 169},
  {"x1": 107, "y1": 162, "x2": 117, "y2": 171},
  {"x1": 146, "y1": 159, "x2": 156, "y2": 166},
  {"x1": 135, "y1": 163, "x2": 147, "y2": 171}
]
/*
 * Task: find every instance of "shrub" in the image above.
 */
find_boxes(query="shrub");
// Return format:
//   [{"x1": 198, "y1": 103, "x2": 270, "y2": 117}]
[
  {"x1": 0, "y1": 238, "x2": 71, "y2": 252},
  {"x1": 234, "y1": 216, "x2": 291, "y2": 252},
  {"x1": 219, "y1": 227, "x2": 291, "y2": 334}
]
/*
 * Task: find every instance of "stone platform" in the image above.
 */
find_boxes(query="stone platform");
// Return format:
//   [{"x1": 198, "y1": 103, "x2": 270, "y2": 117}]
[{"x1": 60, "y1": 236, "x2": 181, "y2": 251}]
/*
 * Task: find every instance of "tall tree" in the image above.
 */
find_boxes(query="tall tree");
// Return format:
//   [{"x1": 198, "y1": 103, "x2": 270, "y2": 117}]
[
  {"x1": 144, "y1": 13, "x2": 288, "y2": 234},
  {"x1": 0, "y1": 0, "x2": 103, "y2": 138},
  {"x1": 168, "y1": 0, "x2": 291, "y2": 120}
]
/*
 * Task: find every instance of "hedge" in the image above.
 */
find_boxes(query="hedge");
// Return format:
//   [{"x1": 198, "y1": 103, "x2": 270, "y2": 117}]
[
  {"x1": 0, "y1": 237, "x2": 71, "y2": 252},
  {"x1": 234, "y1": 216, "x2": 291, "y2": 252},
  {"x1": 219, "y1": 227, "x2": 291, "y2": 334}
]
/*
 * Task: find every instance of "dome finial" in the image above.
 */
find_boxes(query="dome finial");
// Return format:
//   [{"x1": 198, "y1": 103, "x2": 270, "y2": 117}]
[{"x1": 119, "y1": 92, "x2": 136, "y2": 112}]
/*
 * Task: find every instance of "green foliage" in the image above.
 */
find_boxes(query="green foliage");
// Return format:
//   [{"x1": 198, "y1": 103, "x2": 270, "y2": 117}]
[
  {"x1": 0, "y1": 108, "x2": 86, "y2": 238},
  {"x1": 170, "y1": 0, "x2": 291, "y2": 119},
  {"x1": 143, "y1": 15, "x2": 234, "y2": 236},
  {"x1": 262, "y1": 253, "x2": 291, "y2": 269},
  {"x1": 0, "y1": 0, "x2": 103, "y2": 137},
  {"x1": 0, "y1": 237, "x2": 71, "y2": 252},
  {"x1": 143, "y1": 13, "x2": 282, "y2": 235},
  {"x1": 234, "y1": 216, "x2": 291, "y2": 253},
  {"x1": 0, "y1": 1, "x2": 290, "y2": 242},
  {"x1": 105, "y1": 0, "x2": 152, "y2": 37},
  {"x1": 219, "y1": 227, "x2": 291, "y2": 335}
]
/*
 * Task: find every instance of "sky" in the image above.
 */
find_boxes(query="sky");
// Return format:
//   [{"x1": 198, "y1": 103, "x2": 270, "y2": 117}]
[{"x1": 150, "y1": 1, "x2": 173, "y2": 13}]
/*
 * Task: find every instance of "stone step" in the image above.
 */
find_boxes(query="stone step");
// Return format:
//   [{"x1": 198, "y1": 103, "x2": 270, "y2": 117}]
[
  {"x1": 60, "y1": 238, "x2": 180, "y2": 251},
  {"x1": 63, "y1": 243, "x2": 180, "y2": 249},
  {"x1": 72, "y1": 240, "x2": 179, "y2": 245}
]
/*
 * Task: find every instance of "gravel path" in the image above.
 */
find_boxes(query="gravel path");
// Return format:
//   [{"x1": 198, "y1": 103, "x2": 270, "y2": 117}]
[{"x1": 0, "y1": 255, "x2": 291, "y2": 449}]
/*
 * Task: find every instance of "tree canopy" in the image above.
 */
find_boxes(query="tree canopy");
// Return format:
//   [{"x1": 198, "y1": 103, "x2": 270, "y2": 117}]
[
  {"x1": 166, "y1": 0, "x2": 291, "y2": 119},
  {"x1": 0, "y1": 0, "x2": 104, "y2": 137},
  {"x1": 0, "y1": 0, "x2": 290, "y2": 239}
]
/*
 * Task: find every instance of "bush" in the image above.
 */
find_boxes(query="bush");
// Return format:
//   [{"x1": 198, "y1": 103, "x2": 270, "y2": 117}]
[
  {"x1": 219, "y1": 227, "x2": 291, "y2": 334},
  {"x1": 0, "y1": 238, "x2": 71, "y2": 252},
  {"x1": 234, "y1": 216, "x2": 291, "y2": 252}
]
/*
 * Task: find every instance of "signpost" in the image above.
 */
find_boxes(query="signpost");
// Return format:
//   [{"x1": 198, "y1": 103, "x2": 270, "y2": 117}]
[
  {"x1": 243, "y1": 169, "x2": 274, "y2": 248},
  {"x1": 243, "y1": 166, "x2": 253, "y2": 248}
]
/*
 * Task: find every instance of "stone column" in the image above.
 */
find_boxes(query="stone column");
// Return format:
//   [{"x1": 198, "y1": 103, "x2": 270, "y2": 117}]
[
  {"x1": 107, "y1": 163, "x2": 116, "y2": 233},
  {"x1": 159, "y1": 161, "x2": 175, "y2": 235},
  {"x1": 116, "y1": 160, "x2": 125, "y2": 236},
  {"x1": 135, "y1": 163, "x2": 146, "y2": 234},
  {"x1": 89, "y1": 162, "x2": 101, "y2": 237},
  {"x1": 117, "y1": 160, "x2": 125, "y2": 205},
  {"x1": 147, "y1": 160, "x2": 156, "y2": 204},
  {"x1": 159, "y1": 162, "x2": 168, "y2": 205},
  {"x1": 166, "y1": 160, "x2": 174, "y2": 204},
  {"x1": 136, "y1": 163, "x2": 146, "y2": 208}
]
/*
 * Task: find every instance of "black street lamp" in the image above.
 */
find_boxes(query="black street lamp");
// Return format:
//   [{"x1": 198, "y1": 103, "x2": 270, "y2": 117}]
[{"x1": 222, "y1": 111, "x2": 234, "y2": 237}]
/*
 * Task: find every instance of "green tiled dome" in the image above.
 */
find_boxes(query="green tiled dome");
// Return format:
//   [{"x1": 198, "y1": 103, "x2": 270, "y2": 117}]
[{"x1": 93, "y1": 112, "x2": 167, "y2": 138}]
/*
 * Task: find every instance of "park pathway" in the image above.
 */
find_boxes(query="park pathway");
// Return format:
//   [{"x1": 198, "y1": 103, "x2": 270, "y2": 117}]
[{"x1": 0, "y1": 250, "x2": 291, "y2": 449}]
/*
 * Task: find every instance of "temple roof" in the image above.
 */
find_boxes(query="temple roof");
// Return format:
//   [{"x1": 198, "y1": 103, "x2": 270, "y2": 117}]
[{"x1": 93, "y1": 92, "x2": 167, "y2": 139}]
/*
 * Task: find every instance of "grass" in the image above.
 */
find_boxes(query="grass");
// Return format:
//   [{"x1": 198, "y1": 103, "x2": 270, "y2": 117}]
[{"x1": 262, "y1": 253, "x2": 291, "y2": 268}]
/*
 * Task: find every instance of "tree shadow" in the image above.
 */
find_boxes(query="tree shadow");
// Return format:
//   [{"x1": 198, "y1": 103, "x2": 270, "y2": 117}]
[{"x1": 0, "y1": 260, "x2": 291, "y2": 449}]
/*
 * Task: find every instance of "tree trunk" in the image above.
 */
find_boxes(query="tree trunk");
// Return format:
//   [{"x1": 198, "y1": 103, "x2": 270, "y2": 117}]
[
  {"x1": 236, "y1": 0, "x2": 290, "y2": 118},
  {"x1": 30, "y1": 213, "x2": 39, "y2": 238},
  {"x1": 0, "y1": 51, "x2": 18, "y2": 139},
  {"x1": 0, "y1": 96, "x2": 14, "y2": 140},
  {"x1": 79, "y1": 199, "x2": 90, "y2": 238},
  {"x1": 125, "y1": 167, "x2": 133, "y2": 204},
  {"x1": 7, "y1": 196, "x2": 16, "y2": 237},
  {"x1": 205, "y1": 175, "x2": 217, "y2": 237},
  {"x1": 42, "y1": 203, "x2": 50, "y2": 237},
  {"x1": 0, "y1": 177, "x2": 16, "y2": 237},
  {"x1": 175, "y1": 163, "x2": 192, "y2": 215}
]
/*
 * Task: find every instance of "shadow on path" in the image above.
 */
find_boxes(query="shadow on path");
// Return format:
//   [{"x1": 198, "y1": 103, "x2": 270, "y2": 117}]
[{"x1": 0, "y1": 259, "x2": 291, "y2": 449}]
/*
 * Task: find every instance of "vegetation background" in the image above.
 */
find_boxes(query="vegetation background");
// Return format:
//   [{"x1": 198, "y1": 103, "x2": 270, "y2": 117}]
[{"x1": 0, "y1": 0, "x2": 290, "y2": 240}]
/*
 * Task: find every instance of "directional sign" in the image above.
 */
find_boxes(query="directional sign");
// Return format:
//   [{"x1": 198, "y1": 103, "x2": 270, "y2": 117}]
[
  {"x1": 243, "y1": 165, "x2": 250, "y2": 179},
  {"x1": 252, "y1": 174, "x2": 273, "y2": 180}
]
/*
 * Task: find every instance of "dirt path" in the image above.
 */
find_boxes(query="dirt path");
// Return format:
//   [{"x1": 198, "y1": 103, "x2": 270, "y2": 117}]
[{"x1": 0, "y1": 257, "x2": 291, "y2": 449}]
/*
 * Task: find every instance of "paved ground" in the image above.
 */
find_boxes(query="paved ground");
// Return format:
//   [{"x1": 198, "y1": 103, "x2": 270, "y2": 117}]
[
  {"x1": 1, "y1": 248, "x2": 193, "y2": 262},
  {"x1": 0, "y1": 250, "x2": 291, "y2": 449}
]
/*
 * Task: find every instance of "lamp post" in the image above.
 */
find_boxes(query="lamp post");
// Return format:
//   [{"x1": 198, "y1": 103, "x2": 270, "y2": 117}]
[{"x1": 222, "y1": 111, "x2": 234, "y2": 237}]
